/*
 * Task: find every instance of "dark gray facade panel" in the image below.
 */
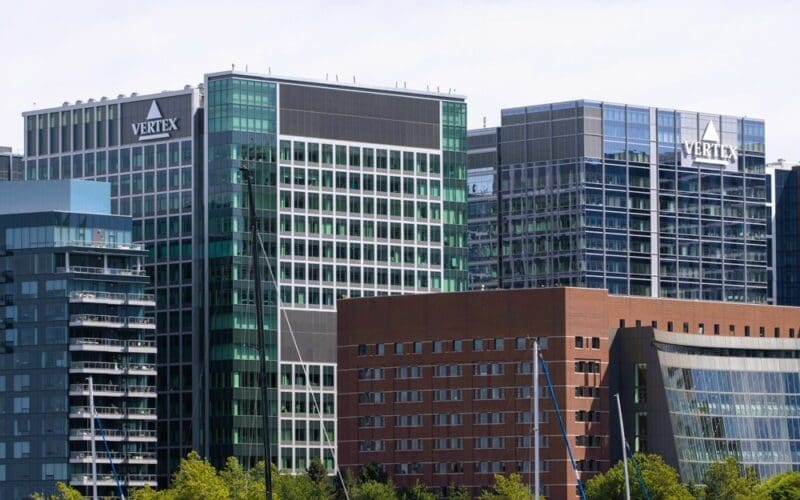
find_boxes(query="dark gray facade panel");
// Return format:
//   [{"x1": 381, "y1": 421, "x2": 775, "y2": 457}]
[
  {"x1": 279, "y1": 109, "x2": 440, "y2": 149},
  {"x1": 500, "y1": 142, "x2": 525, "y2": 165},
  {"x1": 280, "y1": 310, "x2": 336, "y2": 363},
  {"x1": 279, "y1": 84, "x2": 441, "y2": 149},
  {"x1": 468, "y1": 151, "x2": 498, "y2": 169},
  {"x1": 120, "y1": 94, "x2": 193, "y2": 145}
]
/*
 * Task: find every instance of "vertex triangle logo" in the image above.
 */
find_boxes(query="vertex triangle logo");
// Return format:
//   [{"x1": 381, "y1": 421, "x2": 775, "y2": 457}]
[
  {"x1": 146, "y1": 100, "x2": 163, "y2": 120},
  {"x1": 701, "y1": 120, "x2": 719, "y2": 143},
  {"x1": 132, "y1": 100, "x2": 178, "y2": 141},
  {"x1": 682, "y1": 119, "x2": 737, "y2": 166}
]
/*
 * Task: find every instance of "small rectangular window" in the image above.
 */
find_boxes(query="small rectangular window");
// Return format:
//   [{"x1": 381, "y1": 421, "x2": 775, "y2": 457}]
[
  {"x1": 745, "y1": 326, "x2": 751, "y2": 337},
  {"x1": 357, "y1": 344, "x2": 367, "y2": 356},
  {"x1": 667, "y1": 321, "x2": 673, "y2": 332},
  {"x1": 575, "y1": 337, "x2": 584, "y2": 349},
  {"x1": 495, "y1": 338, "x2": 504, "y2": 351},
  {"x1": 698, "y1": 323, "x2": 704, "y2": 334},
  {"x1": 395, "y1": 343, "x2": 404, "y2": 355},
  {"x1": 453, "y1": 339, "x2": 462, "y2": 352},
  {"x1": 473, "y1": 339, "x2": 483, "y2": 352},
  {"x1": 729, "y1": 325, "x2": 735, "y2": 335},
  {"x1": 683, "y1": 322, "x2": 689, "y2": 333},
  {"x1": 713, "y1": 324, "x2": 720, "y2": 335},
  {"x1": 791, "y1": 328, "x2": 796, "y2": 339},
  {"x1": 775, "y1": 327, "x2": 781, "y2": 338},
  {"x1": 516, "y1": 338, "x2": 526, "y2": 350},
  {"x1": 635, "y1": 319, "x2": 642, "y2": 327},
  {"x1": 433, "y1": 341, "x2": 442, "y2": 353},
  {"x1": 619, "y1": 319, "x2": 625, "y2": 328},
  {"x1": 591, "y1": 337, "x2": 600, "y2": 349},
  {"x1": 759, "y1": 326, "x2": 765, "y2": 337},
  {"x1": 413, "y1": 342, "x2": 422, "y2": 354},
  {"x1": 651, "y1": 320, "x2": 657, "y2": 328}
]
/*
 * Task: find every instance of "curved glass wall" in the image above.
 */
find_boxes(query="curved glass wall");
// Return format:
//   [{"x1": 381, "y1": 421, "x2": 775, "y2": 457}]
[{"x1": 657, "y1": 340, "x2": 800, "y2": 482}]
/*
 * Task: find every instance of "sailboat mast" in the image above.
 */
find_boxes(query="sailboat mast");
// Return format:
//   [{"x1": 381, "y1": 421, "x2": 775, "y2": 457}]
[
  {"x1": 615, "y1": 393, "x2": 631, "y2": 500},
  {"x1": 533, "y1": 338, "x2": 540, "y2": 499},
  {"x1": 88, "y1": 376, "x2": 98, "y2": 500}
]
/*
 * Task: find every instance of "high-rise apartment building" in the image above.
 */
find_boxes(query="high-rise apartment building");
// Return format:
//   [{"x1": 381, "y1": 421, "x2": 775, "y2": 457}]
[
  {"x1": 468, "y1": 100, "x2": 768, "y2": 303},
  {"x1": 0, "y1": 146, "x2": 23, "y2": 181},
  {"x1": 0, "y1": 180, "x2": 156, "y2": 499},
  {"x1": 21, "y1": 72, "x2": 468, "y2": 479}
]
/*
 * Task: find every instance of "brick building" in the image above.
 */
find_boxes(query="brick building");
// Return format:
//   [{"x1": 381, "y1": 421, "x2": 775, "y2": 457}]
[{"x1": 337, "y1": 287, "x2": 800, "y2": 498}]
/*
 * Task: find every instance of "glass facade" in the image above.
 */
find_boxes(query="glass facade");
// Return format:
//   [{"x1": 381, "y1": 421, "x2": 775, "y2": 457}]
[
  {"x1": 657, "y1": 342, "x2": 800, "y2": 482},
  {"x1": 768, "y1": 162, "x2": 800, "y2": 305},
  {"x1": 469, "y1": 100, "x2": 768, "y2": 303},
  {"x1": 0, "y1": 211, "x2": 156, "y2": 499},
  {"x1": 22, "y1": 92, "x2": 198, "y2": 482},
  {"x1": 205, "y1": 76, "x2": 280, "y2": 468}
]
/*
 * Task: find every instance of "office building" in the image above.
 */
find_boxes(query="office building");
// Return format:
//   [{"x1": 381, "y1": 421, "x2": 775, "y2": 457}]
[
  {"x1": 22, "y1": 73, "x2": 468, "y2": 478},
  {"x1": 337, "y1": 287, "x2": 800, "y2": 498},
  {"x1": 767, "y1": 159, "x2": 800, "y2": 305},
  {"x1": 467, "y1": 101, "x2": 768, "y2": 303},
  {"x1": 0, "y1": 146, "x2": 23, "y2": 181},
  {"x1": 0, "y1": 180, "x2": 156, "y2": 499}
]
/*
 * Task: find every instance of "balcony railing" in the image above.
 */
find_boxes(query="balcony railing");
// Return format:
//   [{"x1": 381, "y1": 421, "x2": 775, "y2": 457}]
[
  {"x1": 126, "y1": 407, "x2": 157, "y2": 418},
  {"x1": 70, "y1": 406, "x2": 125, "y2": 418},
  {"x1": 69, "y1": 361, "x2": 124, "y2": 374},
  {"x1": 70, "y1": 428, "x2": 156, "y2": 440},
  {"x1": 69, "y1": 315, "x2": 156, "y2": 329},
  {"x1": 126, "y1": 293, "x2": 155, "y2": 304},
  {"x1": 55, "y1": 240, "x2": 144, "y2": 251},
  {"x1": 57, "y1": 266, "x2": 147, "y2": 277},
  {"x1": 69, "y1": 291, "x2": 127, "y2": 303},
  {"x1": 70, "y1": 383, "x2": 125, "y2": 396},
  {"x1": 70, "y1": 337, "x2": 156, "y2": 352}
]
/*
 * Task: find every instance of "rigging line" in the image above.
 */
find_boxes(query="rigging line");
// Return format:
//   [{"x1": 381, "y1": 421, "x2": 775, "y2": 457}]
[{"x1": 256, "y1": 230, "x2": 351, "y2": 500}]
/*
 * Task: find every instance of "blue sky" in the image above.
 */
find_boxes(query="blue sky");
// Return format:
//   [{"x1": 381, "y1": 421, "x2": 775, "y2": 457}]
[{"x1": 1, "y1": 0, "x2": 798, "y2": 161}]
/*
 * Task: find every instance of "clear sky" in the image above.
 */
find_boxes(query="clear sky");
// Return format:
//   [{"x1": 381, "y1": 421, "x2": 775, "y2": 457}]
[{"x1": 2, "y1": 0, "x2": 798, "y2": 161}]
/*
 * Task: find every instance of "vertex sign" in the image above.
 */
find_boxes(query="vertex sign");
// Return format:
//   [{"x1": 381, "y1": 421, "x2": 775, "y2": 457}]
[
  {"x1": 682, "y1": 120, "x2": 737, "y2": 166},
  {"x1": 131, "y1": 101, "x2": 179, "y2": 141}
]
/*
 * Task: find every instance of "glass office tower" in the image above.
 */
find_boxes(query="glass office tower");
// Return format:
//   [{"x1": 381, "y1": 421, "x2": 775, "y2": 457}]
[
  {"x1": 0, "y1": 181, "x2": 156, "y2": 499},
  {"x1": 468, "y1": 100, "x2": 768, "y2": 303},
  {"x1": 0, "y1": 146, "x2": 23, "y2": 181},
  {"x1": 767, "y1": 160, "x2": 800, "y2": 305},
  {"x1": 203, "y1": 72, "x2": 467, "y2": 473}
]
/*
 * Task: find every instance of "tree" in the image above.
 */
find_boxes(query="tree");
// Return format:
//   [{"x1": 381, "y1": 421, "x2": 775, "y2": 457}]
[
  {"x1": 30, "y1": 483, "x2": 84, "y2": 500},
  {"x1": 171, "y1": 450, "x2": 230, "y2": 500},
  {"x1": 703, "y1": 457, "x2": 759, "y2": 500},
  {"x1": 446, "y1": 483, "x2": 472, "y2": 500},
  {"x1": 352, "y1": 480, "x2": 398, "y2": 500},
  {"x1": 220, "y1": 456, "x2": 264, "y2": 500},
  {"x1": 130, "y1": 484, "x2": 176, "y2": 500},
  {"x1": 586, "y1": 453, "x2": 693, "y2": 500},
  {"x1": 306, "y1": 458, "x2": 334, "y2": 499},
  {"x1": 359, "y1": 462, "x2": 389, "y2": 484},
  {"x1": 756, "y1": 470, "x2": 800, "y2": 499},
  {"x1": 399, "y1": 480, "x2": 436, "y2": 500},
  {"x1": 481, "y1": 473, "x2": 531, "y2": 499}
]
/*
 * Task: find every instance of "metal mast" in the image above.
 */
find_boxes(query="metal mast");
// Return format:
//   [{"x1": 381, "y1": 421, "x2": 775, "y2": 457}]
[
  {"x1": 241, "y1": 154, "x2": 273, "y2": 500},
  {"x1": 532, "y1": 338, "x2": 540, "y2": 499},
  {"x1": 88, "y1": 376, "x2": 98, "y2": 500},
  {"x1": 615, "y1": 393, "x2": 631, "y2": 500}
]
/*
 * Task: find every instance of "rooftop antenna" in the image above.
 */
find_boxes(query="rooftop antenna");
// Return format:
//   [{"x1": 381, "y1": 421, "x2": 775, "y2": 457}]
[
  {"x1": 403, "y1": 81, "x2": 407, "y2": 89},
  {"x1": 483, "y1": 116, "x2": 487, "y2": 128},
  {"x1": 353, "y1": 76, "x2": 356, "y2": 84},
  {"x1": 395, "y1": 81, "x2": 398, "y2": 88},
  {"x1": 326, "y1": 73, "x2": 329, "y2": 81},
  {"x1": 231, "y1": 63, "x2": 235, "y2": 71},
  {"x1": 268, "y1": 66, "x2": 271, "y2": 75},
  {"x1": 245, "y1": 64, "x2": 249, "y2": 72},
  {"x1": 437, "y1": 86, "x2": 440, "y2": 93},
  {"x1": 426, "y1": 85, "x2": 430, "y2": 91},
  {"x1": 335, "y1": 74, "x2": 339, "y2": 82}
]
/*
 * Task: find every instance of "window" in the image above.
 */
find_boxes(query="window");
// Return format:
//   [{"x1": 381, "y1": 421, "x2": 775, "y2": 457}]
[
  {"x1": 714, "y1": 324, "x2": 720, "y2": 335},
  {"x1": 413, "y1": 341, "x2": 422, "y2": 354},
  {"x1": 395, "y1": 342, "x2": 404, "y2": 355},
  {"x1": 683, "y1": 322, "x2": 689, "y2": 333},
  {"x1": 575, "y1": 361, "x2": 600, "y2": 373},
  {"x1": 591, "y1": 337, "x2": 600, "y2": 349},
  {"x1": 453, "y1": 339, "x2": 462, "y2": 352},
  {"x1": 357, "y1": 344, "x2": 367, "y2": 356},
  {"x1": 575, "y1": 386, "x2": 600, "y2": 397},
  {"x1": 575, "y1": 337, "x2": 583, "y2": 348},
  {"x1": 775, "y1": 327, "x2": 781, "y2": 338},
  {"x1": 516, "y1": 338, "x2": 526, "y2": 350},
  {"x1": 745, "y1": 325, "x2": 751, "y2": 337},
  {"x1": 432, "y1": 341, "x2": 442, "y2": 353},
  {"x1": 376, "y1": 343, "x2": 385, "y2": 356},
  {"x1": 759, "y1": 326, "x2": 765, "y2": 337},
  {"x1": 667, "y1": 321, "x2": 673, "y2": 332},
  {"x1": 494, "y1": 338, "x2": 504, "y2": 351},
  {"x1": 473, "y1": 339, "x2": 484, "y2": 352}
]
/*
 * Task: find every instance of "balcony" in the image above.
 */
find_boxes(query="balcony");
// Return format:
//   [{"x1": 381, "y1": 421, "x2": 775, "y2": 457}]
[
  {"x1": 127, "y1": 385, "x2": 157, "y2": 398},
  {"x1": 69, "y1": 428, "x2": 125, "y2": 442},
  {"x1": 69, "y1": 383, "x2": 125, "y2": 398},
  {"x1": 126, "y1": 364, "x2": 157, "y2": 376},
  {"x1": 127, "y1": 293, "x2": 156, "y2": 306},
  {"x1": 55, "y1": 240, "x2": 144, "y2": 251},
  {"x1": 70, "y1": 473, "x2": 118, "y2": 487},
  {"x1": 69, "y1": 314, "x2": 125, "y2": 328},
  {"x1": 70, "y1": 337, "x2": 156, "y2": 354},
  {"x1": 69, "y1": 428, "x2": 156, "y2": 442},
  {"x1": 126, "y1": 316, "x2": 156, "y2": 330},
  {"x1": 125, "y1": 429, "x2": 157, "y2": 442},
  {"x1": 69, "y1": 361, "x2": 124, "y2": 375},
  {"x1": 126, "y1": 407, "x2": 157, "y2": 420},
  {"x1": 126, "y1": 474, "x2": 158, "y2": 487},
  {"x1": 57, "y1": 266, "x2": 148, "y2": 277},
  {"x1": 69, "y1": 291, "x2": 126, "y2": 305},
  {"x1": 69, "y1": 406, "x2": 125, "y2": 420},
  {"x1": 70, "y1": 451, "x2": 126, "y2": 464}
]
